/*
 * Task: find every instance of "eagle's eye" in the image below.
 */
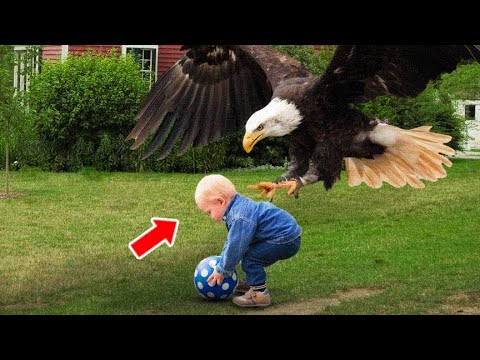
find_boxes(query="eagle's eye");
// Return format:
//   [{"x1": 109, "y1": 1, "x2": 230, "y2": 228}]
[{"x1": 256, "y1": 125, "x2": 264, "y2": 131}]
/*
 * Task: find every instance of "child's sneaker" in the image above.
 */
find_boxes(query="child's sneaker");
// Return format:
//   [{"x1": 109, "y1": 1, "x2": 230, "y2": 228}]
[
  {"x1": 232, "y1": 288, "x2": 271, "y2": 308},
  {"x1": 234, "y1": 279, "x2": 250, "y2": 293}
]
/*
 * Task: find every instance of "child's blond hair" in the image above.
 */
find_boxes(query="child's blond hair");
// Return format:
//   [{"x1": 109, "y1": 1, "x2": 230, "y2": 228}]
[{"x1": 195, "y1": 174, "x2": 237, "y2": 205}]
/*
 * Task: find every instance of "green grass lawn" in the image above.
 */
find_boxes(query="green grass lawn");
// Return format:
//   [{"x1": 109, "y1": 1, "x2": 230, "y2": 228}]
[{"x1": 1, "y1": 160, "x2": 480, "y2": 315}]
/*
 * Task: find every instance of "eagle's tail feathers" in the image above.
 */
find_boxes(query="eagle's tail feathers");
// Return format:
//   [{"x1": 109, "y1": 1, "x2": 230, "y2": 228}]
[
  {"x1": 372, "y1": 155, "x2": 406, "y2": 188},
  {"x1": 410, "y1": 125, "x2": 432, "y2": 132},
  {"x1": 345, "y1": 157, "x2": 363, "y2": 187},
  {"x1": 345, "y1": 124, "x2": 454, "y2": 189},
  {"x1": 361, "y1": 161, "x2": 383, "y2": 188},
  {"x1": 404, "y1": 127, "x2": 453, "y2": 144}
]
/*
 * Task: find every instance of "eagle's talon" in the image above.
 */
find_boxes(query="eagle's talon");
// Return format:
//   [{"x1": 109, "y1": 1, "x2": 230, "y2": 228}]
[
  {"x1": 280, "y1": 179, "x2": 301, "y2": 198},
  {"x1": 247, "y1": 179, "x2": 302, "y2": 201},
  {"x1": 247, "y1": 182, "x2": 277, "y2": 201}
]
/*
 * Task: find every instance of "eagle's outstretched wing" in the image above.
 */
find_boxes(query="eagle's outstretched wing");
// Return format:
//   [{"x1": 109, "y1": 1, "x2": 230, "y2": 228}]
[
  {"x1": 314, "y1": 45, "x2": 480, "y2": 106},
  {"x1": 310, "y1": 45, "x2": 480, "y2": 190},
  {"x1": 126, "y1": 45, "x2": 270, "y2": 160},
  {"x1": 126, "y1": 45, "x2": 313, "y2": 160}
]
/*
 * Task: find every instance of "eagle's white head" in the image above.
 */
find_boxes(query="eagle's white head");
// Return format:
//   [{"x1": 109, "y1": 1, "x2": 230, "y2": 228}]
[{"x1": 243, "y1": 98, "x2": 303, "y2": 153}]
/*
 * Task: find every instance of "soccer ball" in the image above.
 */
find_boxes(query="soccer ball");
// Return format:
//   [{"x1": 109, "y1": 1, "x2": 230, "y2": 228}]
[{"x1": 194, "y1": 255, "x2": 238, "y2": 300}]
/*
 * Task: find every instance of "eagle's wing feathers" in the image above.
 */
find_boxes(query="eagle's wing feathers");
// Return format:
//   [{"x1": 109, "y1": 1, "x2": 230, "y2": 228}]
[
  {"x1": 241, "y1": 45, "x2": 315, "y2": 88},
  {"x1": 126, "y1": 45, "x2": 273, "y2": 160},
  {"x1": 317, "y1": 45, "x2": 480, "y2": 105}
]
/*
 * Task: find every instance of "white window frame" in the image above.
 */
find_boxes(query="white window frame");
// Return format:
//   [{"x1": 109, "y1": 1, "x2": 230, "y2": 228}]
[
  {"x1": 122, "y1": 45, "x2": 158, "y2": 85},
  {"x1": 13, "y1": 45, "x2": 40, "y2": 92},
  {"x1": 61, "y1": 45, "x2": 69, "y2": 61}
]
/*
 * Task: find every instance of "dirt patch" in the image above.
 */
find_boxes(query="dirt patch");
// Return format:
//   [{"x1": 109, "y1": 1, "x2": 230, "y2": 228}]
[
  {"x1": 428, "y1": 291, "x2": 480, "y2": 315},
  {"x1": 0, "y1": 192, "x2": 26, "y2": 200},
  {"x1": 246, "y1": 288, "x2": 383, "y2": 315},
  {"x1": 1, "y1": 301, "x2": 48, "y2": 311},
  {"x1": 439, "y1": 306, "x2": 480, "y2": 315}
]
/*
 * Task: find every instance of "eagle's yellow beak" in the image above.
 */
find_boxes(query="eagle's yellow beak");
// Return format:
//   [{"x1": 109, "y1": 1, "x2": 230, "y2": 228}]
[{"x1": 243, "y1": 132, "x2": 265, "y2": 153}]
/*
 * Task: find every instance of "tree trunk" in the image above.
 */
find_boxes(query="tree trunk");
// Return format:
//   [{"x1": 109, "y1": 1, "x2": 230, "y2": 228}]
[
  {"x1": 5, "y1": 141, "x2": 9, "y2": 195},
  {"x1": 5, "y1": 113, "x2": 9, "y2": 195}
]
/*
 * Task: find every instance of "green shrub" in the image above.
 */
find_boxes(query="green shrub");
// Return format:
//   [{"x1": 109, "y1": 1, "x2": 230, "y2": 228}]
[
  {"x1": 439, "y1": 62, "x2": 480, "y2": 100},
  {"x1": 136, "y1": 135, "x2": 232, "y2": 173},
  {"x1": 94, "y1": 134, "x2": 137, "y2": 171},
  {"x1": 360, "y1": 82, "x2": 466, "y2": 149},
  {"x1": 28, "y1": 50, "x2": 150, "y2": 171}
]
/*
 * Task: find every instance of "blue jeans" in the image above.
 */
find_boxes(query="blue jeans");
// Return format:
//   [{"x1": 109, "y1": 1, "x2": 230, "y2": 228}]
[{"x1": 241, "y1": 236, "x2": 301, "y2": 286}]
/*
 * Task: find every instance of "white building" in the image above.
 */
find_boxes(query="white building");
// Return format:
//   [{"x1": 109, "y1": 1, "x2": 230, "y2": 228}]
[{"x1": 455, "y1": 100, "x2": 480, "y2": 150}]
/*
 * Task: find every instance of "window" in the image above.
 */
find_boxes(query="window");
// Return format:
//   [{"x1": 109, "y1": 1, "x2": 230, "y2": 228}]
[
  {"x1": 13, "y1": 45, "x2": 40, "y2": 92},
  {"x1": 122, "y1": 45, "x2": 158, "y2": 88},
  {"x1": 465, "y1": 104, "x2": 476, "y2": 120}
]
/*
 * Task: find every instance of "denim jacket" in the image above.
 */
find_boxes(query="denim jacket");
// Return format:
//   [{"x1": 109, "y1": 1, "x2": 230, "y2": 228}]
[{"x1": 216, "y1": 193, "x2": 302, "y2": 277}]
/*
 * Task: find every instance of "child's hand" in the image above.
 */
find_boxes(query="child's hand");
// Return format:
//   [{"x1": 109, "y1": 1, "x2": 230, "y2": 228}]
[{"x1": 208, "y1": 271, "x2": 224, "y2": 286}]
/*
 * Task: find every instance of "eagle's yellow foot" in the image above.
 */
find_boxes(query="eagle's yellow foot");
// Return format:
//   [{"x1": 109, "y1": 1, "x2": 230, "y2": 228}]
[
  {"x1": 247, "y1": 182, "x2": 278, "y2": 200},
  {"x1": 247, "y1": 180, "x2": 300, "y2": 202}
]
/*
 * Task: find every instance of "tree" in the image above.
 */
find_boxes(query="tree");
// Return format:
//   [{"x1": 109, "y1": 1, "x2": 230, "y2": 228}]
[
  {"x1": 439, "y1": 63, "x2": 480, "y2": 100},
  {"x1": 0, "y1": 45, "x2": 39, "y2": 197},
  {"x1": 0, "y1": 45, "x2": 16, "y2": 196}
]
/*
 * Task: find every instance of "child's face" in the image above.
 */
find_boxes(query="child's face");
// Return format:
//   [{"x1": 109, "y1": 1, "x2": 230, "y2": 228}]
[{"x1": 197, "y1": 197, "x2": 228, "y2": 222}]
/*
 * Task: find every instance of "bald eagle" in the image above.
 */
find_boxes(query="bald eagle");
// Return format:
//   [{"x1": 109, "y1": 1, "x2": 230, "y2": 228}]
[{"x1": 126, "y1": 45, "x2": 480, "y2": 199}]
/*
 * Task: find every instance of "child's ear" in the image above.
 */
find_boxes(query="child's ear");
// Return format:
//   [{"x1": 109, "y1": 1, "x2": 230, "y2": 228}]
[{"x1": 216, "y1": 197, "x2": 225, "y2": 206}]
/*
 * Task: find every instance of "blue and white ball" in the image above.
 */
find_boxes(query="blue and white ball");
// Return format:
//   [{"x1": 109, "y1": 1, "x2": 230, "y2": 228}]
[{"x1": 194, "y1": 255, "x2": 238, "y2": 300}]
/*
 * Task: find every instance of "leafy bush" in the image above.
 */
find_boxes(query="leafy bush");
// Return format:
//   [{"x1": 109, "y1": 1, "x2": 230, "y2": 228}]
[
  {"x1": 136, "y1": 135, "x2": 232, "y2": 173},
  {"x1": 224, "y1": 132, "x2": 289, "y2": 169},
  {"x1": 28, "y1": 50, "x2": 150, "y2": 171},
  {"x1": 439, "y1": 62, "x2": 480, "y2": 100},
  {"x1": 360, "y1": 82, "x2": 467, "y2": 150}
]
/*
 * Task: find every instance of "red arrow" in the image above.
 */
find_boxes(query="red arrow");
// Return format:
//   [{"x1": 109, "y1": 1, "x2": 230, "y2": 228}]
[{"x1": 128, "y1": 218, "x2": 179, "y2": 259}]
